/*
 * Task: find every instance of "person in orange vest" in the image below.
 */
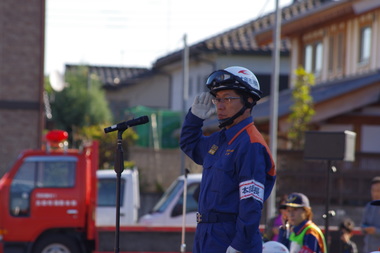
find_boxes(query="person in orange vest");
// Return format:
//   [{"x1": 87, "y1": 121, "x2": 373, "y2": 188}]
[{"x1": 278, "y1": 192, "x2": 327, "y2": 253}]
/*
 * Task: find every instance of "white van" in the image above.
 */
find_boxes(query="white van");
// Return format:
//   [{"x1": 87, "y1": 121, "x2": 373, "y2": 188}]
[
  {"x1": 96, "y1": 168, "x2": 140, "y2": 226},
  {"x1": 138, "y1": 173, "x2": 202, "y2": 227}
]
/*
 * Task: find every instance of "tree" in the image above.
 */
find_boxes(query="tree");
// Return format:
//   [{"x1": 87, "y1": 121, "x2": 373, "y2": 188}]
[
  {"x1": 50, "y1": 66, "x2": 112, "y2": 140},
  {"x1": 75, "y1": 124, "x2": 138, "y2": 170},
  {"x1": 287, "y1": 67, "x2": 315, "y2": 150},
  {"x1": 46, "y1": 66, "x2": 138, "y2": 169}
]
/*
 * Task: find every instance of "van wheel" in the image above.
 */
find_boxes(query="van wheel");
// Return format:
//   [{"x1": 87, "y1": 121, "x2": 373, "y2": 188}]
[{"x1": 33, "y1": 234, "x2": 81, "y2": 253}]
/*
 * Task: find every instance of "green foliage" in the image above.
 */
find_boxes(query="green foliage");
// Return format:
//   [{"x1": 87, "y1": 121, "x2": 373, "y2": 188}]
[
  {"x1": 50, "y1": 66, "x2": 113, "y2": 137},
  {"x1": 75, "y1": 124, "x2": 139, "y2": 170},
  {"x1": 45, "y1": 66, "x2": 139, "y2": 170},
  {"x1": 288, "y1": 67, "x2": 315, "y2": 150},
  {"x1": 154, "y1": 181, "x2": 165, "y2": 194}
]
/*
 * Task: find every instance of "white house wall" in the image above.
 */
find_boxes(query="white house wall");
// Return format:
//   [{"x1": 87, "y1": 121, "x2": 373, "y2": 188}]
[
  {"x1": 170, "y1": 67, "x2": 185, "y2": 112},
  {"x1": 169, "y1": 61, "x2": 215, "y2": 112},
  {"x1": 129, "y1": 76, "x2": 171, "y2": 108},
  {"x1": 106, "y1": 74, "x2": 171, "y2": 112}
]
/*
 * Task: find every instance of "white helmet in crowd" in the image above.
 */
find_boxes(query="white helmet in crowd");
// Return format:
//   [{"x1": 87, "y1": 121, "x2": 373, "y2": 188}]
[
  {"x1": 262, "y1": 241, "x2": 289, "y2": 253},
  {"x1": 206, "y1": 66, "x2": 262, "y2": 102}
]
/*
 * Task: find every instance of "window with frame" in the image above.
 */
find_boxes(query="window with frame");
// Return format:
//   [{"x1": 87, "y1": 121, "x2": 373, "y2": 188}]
[
  {"x1": 304, "y1": 41, "x2": 323, "y2": 76},
  {"x1": 358, "y1": 26, "x2": 371, "y2": 64}
]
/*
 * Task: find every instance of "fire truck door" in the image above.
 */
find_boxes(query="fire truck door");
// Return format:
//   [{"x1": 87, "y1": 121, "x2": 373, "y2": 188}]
[{"x1": 8, "y1": 156, "x2": 84, "y2": 236}]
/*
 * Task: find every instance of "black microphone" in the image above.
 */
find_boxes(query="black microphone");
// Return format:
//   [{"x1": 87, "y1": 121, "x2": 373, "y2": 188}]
[{"x1": 104, "y1": 116, "x2": 149, "y2": 133}]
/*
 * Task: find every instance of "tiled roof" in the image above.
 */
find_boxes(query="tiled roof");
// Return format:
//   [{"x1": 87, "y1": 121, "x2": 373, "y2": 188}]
[
  {"x1": 154, "y1": 0, "x2": 338, "y2": 67},
  {"x1": 256, "y1": 0, "x2": 355, "y2": 44},
  {"x1": 154, "y1": 18, "x2": 290, "y2": 68},
  {"x1": 65, "y1": 64, "x2": 150, "y2": 89}
]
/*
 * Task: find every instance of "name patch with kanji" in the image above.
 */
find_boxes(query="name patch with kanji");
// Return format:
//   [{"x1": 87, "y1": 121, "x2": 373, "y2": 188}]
[{"x1": 239, "y1": 179, "x2": 264, "y2": 203}]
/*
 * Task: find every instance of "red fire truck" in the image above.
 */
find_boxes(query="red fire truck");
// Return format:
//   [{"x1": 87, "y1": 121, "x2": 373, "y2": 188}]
[
  {"x1": 0, "y1": 130, "x2": 98, "y2": 253},
  {"x1": 0, "y1": 130, "x2": 196, "y2": 253}
]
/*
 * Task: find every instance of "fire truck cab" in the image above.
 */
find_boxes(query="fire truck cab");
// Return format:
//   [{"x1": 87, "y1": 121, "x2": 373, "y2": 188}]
[{"x1": 0, "y1": 130, "x2": 98, "y2": 253}]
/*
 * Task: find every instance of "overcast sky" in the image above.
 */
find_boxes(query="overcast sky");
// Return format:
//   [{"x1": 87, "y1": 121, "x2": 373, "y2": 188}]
[{"x1": 44, "y1": 0, "x2": 293, "y2": 75}]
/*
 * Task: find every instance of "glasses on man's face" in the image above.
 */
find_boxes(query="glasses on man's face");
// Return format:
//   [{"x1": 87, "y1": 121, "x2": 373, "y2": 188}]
[{"x1": 211, "y1": 97, "x2": 241, "y2": 105}]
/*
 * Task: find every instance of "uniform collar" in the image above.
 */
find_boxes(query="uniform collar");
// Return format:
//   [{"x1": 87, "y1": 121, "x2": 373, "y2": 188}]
[{"x1": 223, "y1": 117, "x2": 253, "y2": 144}]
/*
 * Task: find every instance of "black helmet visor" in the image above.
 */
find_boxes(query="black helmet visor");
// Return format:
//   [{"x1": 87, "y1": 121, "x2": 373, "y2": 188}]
[
  {"x1": 206, "y1": 70, "x2": 243, "y2": 89},
  {"x1": 205, "y1": 70, "x2": 262, "y2": 99}
]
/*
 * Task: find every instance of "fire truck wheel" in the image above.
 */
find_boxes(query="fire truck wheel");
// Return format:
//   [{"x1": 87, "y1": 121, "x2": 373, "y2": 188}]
[{"x1": 33, "y1": 234, "x2": 80, "y2": 253}]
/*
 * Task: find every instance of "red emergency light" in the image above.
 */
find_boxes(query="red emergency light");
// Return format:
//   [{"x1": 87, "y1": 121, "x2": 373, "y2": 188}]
[
  {"x1": 46, "y1": 130, "x2": 69, "y2": 143},
  {"x1": 45, "y1": 130, "x2": 69, "y2": 152}
]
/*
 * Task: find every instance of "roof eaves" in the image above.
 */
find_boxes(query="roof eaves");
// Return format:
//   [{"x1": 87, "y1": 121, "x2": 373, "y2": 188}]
[
  {"x1": 65, "y1": 64, "x2": 150, "y2": 88},
  {"x1": 254, "y1": 70, "x2": 380, "y2": 122},
  {"x1": 153, "y1": 13, "x2": 291, "y2": 68},
  {"x1": 255, "y1": 0, "x2": 351, "y2": 45}
]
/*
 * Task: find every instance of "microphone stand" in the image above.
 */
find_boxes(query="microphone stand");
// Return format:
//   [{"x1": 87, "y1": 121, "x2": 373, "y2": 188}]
[
  {"x1": 104, "y1": 115, "x2": 149, "y2": 253},
  {"x1": 113, "y1": 129, "x2": 126, "y2": 253}
]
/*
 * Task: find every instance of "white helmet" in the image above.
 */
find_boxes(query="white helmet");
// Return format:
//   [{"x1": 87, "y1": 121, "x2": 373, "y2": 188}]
[
  {"x1": 206, "y1": 66, "x2": 262, "y2": 101},
  {"x1": 262, "y1": 241, "x2": 289, "y2": 253}
]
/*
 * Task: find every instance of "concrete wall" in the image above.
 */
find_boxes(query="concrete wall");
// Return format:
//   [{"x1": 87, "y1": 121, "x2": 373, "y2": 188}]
[{"x1": 129, "y1": 146, "x2": 202, "y2": 193}]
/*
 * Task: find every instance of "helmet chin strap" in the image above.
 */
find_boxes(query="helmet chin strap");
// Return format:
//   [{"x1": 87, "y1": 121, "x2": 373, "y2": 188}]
[{"x1": 218, "y1": 106, "x2": 247, "y2": 128}]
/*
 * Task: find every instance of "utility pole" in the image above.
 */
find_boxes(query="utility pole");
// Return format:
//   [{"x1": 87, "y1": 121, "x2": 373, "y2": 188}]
[
  {"x1": 268, "y1": 0, "x2": 282, "y2": 220},
  {"x1": 181, "y1": 34, "x2": 189, "y2": 175},
  {"x1": 180, "y1": 34, "x2": 189, "y2": 253}
]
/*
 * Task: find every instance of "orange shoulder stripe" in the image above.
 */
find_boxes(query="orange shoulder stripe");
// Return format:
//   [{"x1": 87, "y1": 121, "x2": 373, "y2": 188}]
[{"x1": 228, "y1": 123, "x2": 276, "y2": 176}]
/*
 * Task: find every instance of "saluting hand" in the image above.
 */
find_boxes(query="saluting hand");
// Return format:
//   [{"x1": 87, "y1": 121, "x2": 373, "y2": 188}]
[{"x1": 191, "y1": 92, "x2": 215, "y2": 119}]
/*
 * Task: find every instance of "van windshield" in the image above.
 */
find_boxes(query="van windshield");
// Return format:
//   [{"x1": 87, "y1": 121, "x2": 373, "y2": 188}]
[{"x1": 151, "y1": 179, "x2": 183, "y2": 213}]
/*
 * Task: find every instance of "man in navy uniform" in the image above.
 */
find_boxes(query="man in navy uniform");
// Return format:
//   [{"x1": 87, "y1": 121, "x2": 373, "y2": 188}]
[{"x1": 180, "y1": 66, "x2": 276, "y2": 253}]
